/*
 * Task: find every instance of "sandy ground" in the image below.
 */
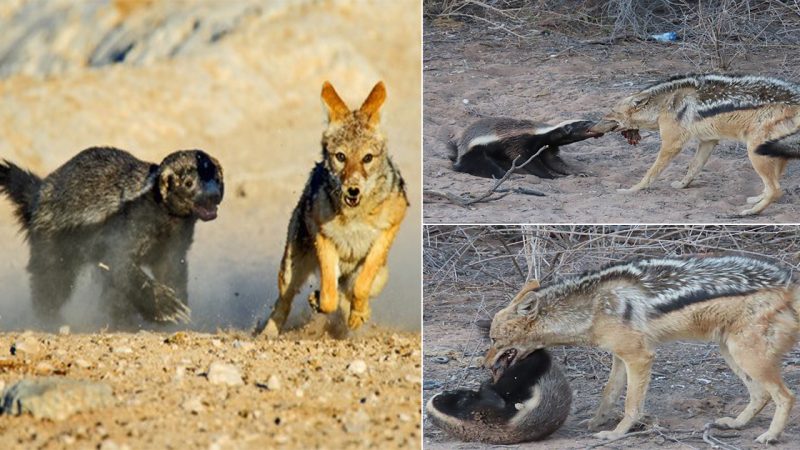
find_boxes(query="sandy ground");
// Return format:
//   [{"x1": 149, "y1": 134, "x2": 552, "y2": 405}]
[
  {"x1": 422, "y1": 227, "x2": 800, "y2": 449},
  {"x1": 423, "y1": 19, "x2": 800, "y2": 224},
  {"x1": 0, "y1": 1, "x2": 422, "y2": 448},
  {"x1": 0, "y1": 328, "x2": 420, "y2": 449}
]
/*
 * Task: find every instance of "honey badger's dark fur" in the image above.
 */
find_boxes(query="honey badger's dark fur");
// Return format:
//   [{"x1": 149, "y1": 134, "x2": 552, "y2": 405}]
[
  {"x1": 426, "y1": 349, "x2": 571, "y2": 444},
  {"x1": 447, "y1": 118, "x2": 603, "y2": 179},
  {"x1": 0, "y1": 147, "x2": 224, "y2": 326}
]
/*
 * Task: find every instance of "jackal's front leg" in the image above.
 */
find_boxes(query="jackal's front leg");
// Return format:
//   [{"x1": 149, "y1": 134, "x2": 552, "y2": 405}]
[
  {"x1": 350, "y1": 221, "x2": 402, "y2": 330},
  {"x1": 618, "y1": 128, "x2": 687, "y2": 193},
  {"x1": 314, "y1": 233, "x2": 340, "y2": 314}
]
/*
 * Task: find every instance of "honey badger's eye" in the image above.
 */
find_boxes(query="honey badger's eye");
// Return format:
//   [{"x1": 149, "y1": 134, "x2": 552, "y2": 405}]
[
  {"x1": 335, "y1": 152, "x2": 346, "y2": 162},
  {"x1": 362, "y1": 154, "x2": 373, "y2": 163},
  {"x1": 184, "y1": 179, "x2": 194, "y2": 189}
]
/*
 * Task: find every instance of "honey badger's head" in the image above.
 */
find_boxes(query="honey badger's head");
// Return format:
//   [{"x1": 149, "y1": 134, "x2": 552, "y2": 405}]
[
  {"x1": 320, "y1": 80, "x2": 388, "y2": 208},
  {"x1": 486, "y1": 280, "x2": 580, "y2": 382},
  {"x1": 156, "y1": 150, "x2": 224, "y2": 221}
]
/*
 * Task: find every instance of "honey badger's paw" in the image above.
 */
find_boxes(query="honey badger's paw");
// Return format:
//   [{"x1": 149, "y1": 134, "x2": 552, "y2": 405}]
[
  {"x1": 347, "y1": 307, "x2": 371, "y2": 330},
  {"x1": 593, "y1": 430, "x2": 625, "y2": 440},
  {"x1": 151, "y1": 283, "x2": 191, "y2": 324}
]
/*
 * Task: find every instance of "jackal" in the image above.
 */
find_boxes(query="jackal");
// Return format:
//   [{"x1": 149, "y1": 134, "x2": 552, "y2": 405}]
[
  {"x1": 447, "y1": 118, "x2": 603, "y2": 179},
  {"x1": 426, "y1": 348, "x2": 571, "y2": 444},
  {"x1": 254, "y1": 81, "x2": 408, "y2": 337},
  {"x1": 595, "y1": 74, "x2": 800, "y2": 215},
  {"x1": 486, "y1": 255, "x2": 800, "y2": 444}
]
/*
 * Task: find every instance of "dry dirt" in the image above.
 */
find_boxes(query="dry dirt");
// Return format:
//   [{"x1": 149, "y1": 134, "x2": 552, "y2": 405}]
[
  {"x1": 423, "y1": 19, "x2": 800, "y2": 224},
  {"x1": 422, "y1": 227, "x2": 800, "y2": 449},
  {"x1": 0, "y1": 328, "x2": 420, "y2": 449},
  {"x1": 0, "y1": 1, "x2": 421, "y2": 448}
]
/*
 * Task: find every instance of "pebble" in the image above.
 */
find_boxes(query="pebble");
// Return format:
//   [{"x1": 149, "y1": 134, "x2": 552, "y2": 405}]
[
  {"x1": 422, "y1": 380, "x2": 442, "y2": 391},
  {"x1": 0, "y1": 377, "x2": 114, "y2": 420},
  {"x1": 347, "y1": 359, "x2": 367, "y2": 375},
  {"x1": 232, "y1": 340, "x2": 254, "y2": 351},
  {"x1": 206, "y1": 362, "x2": 243, "y2": 386},
  {"x1": 99, "y1": 439, "x2": 130, "y2": 450},
  {"x1": 343, "y1": 410, "x2": 370, "y2": 433},
  {"x1": 181, "y1": 396, "x2": 205, "y2": 414},
  {"x1": 431, "y1": 356, "x2": 449, "y2": 364},
  {"x1": 112, "y1": 346, "x2": 133, "y2": 354},
  {"x1": 266, "y1": 374, "x2": 281, "y2": 390},
  {"x1": 58, "y1": 326, "x2": 70, "y2": 336},
  {"x1": 73, "y1": 359, "x2": 91, "y2": 369},
  {"x1": 10, "y1": 336, "x2": 42, "y2": 357}
]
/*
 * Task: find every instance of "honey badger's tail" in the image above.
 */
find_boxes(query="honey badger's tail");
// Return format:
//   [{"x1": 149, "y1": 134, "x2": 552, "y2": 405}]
[
  {"x1": 0, "y1": 160, "x2": 41, "y2": 229},
  {"x1": 754, "y1": 128, "x2": 800, "y2": 158}
]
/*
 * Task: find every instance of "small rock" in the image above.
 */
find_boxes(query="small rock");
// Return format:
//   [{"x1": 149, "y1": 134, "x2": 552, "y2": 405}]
[
  {"x1": 206, "y1": 362, "x2": 243, "y2": 386},
  {"x1": 275, "y1": 434, "x2": 289, "y2": 444},
  {"x1": 34, "y1": 361, "x2": 55, "y2": 373},
  {"x1": 431, "y1": 356, "x2": 449, "y2": 364},
  {"x1": 10, "y1": 337, "x2": 41, "y2": 357},
  {"x1": 343, "y1": 409, "x2": 370, "y2": 433},
  {"x1": 181, "y1": 396, "x2": 204, "y2": 414},
  {"x1": 398, "y1": 413, "x2": 411, "y2": 422},
  {"x1": 266, "y1": 374, "x2": 281, "y2": 390},
  {"x1": 73, "y1": 359, "x2": 91, "y2": 369},
  {"x1": 99, "y1": 439, "x2": 130, "y2": 450},
  {"x1": 112, "y1": 346, "x2": 133, "y2": 354},
  {"x1": 347, "y1": 359, "x2": 367, "y2": 375},
  {"x1": 58, "y1": 326, "x2": 70, "y2": 336},
  {"x1": 232, "y1": 340, "x2": 254, "y2": 351},
  {"x1": 174, "y1": 366, "x2": 186, "y2": 381},
  {"x1": 164, "y1": 332, "x2": 189, "y2": 345},
  {"x1": 0, "y1": 377, "x2": 114, "y2": 420}
]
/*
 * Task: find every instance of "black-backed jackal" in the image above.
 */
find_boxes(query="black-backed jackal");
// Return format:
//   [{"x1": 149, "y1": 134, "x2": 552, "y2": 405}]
[
  {"x1": 486, "y1": 255, "x2": 800, "y2": 443},
  {"x1": 595, "y1": 74, "x2": 800, "y2": 215},
  {"x1": 254, "y1": 81, "x2": 408, "y2": 337}
]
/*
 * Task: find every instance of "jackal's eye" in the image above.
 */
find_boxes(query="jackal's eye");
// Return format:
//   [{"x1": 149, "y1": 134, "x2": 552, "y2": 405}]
[
  {"x1": 335, "y1": 152, "x2": 346, "y2": 163},
  {"x1": 184, "y1": 179, "x2": 194, "y2": 189},
  {"x1": 362, "y1": 154, "x2": 373, "y2": 164}
]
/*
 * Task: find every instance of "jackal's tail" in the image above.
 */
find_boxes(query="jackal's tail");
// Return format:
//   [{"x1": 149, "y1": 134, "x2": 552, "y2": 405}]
[
  {"x1": 754, "y1": 128, "x2": 800, "y2": 158},
  {"x1": 0, "y1": 160, "x2": 41, "y2": 229}
]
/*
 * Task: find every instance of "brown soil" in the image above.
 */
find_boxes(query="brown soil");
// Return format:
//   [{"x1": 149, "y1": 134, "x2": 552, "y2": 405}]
[
  {"x1": 422, "y1": 228, "x2": 800, "y2": 449},
  {"x1": 0, "y1": 328, "x2": 420, "y2": 449},
  {"x1": 423, "y1": 19, "x2": 800, "y2": 224}
]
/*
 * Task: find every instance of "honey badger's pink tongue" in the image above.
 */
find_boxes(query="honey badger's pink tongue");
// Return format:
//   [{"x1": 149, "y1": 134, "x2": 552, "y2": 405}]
[{"x1": 194, "y1": 204, "x2": 218, "y2": 221}]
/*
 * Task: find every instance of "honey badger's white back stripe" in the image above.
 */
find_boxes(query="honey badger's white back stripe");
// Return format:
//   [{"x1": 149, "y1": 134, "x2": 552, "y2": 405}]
[
  {"x1": 509, "y1": 385, "x2": 542, "y2": 427},
  {"x1": 517, "y1": 255, "x2": 792, "y2": 321},
  {"x1": 466, "y1": 133, "x2": 501, "y2": 150},
  {"x1": 532, "y1": 120, "x2": 584, "y2": 135}
]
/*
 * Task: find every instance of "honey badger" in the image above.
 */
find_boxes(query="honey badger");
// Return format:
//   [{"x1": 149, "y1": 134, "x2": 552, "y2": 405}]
[
  {"x1": 426, "y1": 349, "x2": 571, "y2": 444},
  {"x1": 0, "y1": 147, "x2": 224, "y2": 326},
  {"x1": 447, "y1": 117, "x2": 604, "y2": 178}
]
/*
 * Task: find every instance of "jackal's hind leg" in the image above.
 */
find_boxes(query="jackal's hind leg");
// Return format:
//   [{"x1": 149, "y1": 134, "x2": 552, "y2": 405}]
[
  {"x1": 255, "y1": 242, "x2": 313, "y2": 338},
  {"x1": 739, "y1": 151, "x2": 786, "y2": 215},
  {"x1": 671, "y1": 140, "x2": 717, "y2": 189}
]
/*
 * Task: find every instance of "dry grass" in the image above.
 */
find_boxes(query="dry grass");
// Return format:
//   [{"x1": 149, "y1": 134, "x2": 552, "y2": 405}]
[{"x1": 424, "y1": 0, "x2": 800, "y2": 71}]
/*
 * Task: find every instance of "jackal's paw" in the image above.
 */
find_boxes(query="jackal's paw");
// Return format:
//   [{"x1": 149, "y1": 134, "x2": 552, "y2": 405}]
[
  {"x1": 755, "y1": 431, "x2": 780, "y2": 444},
  {"x1": 713, "y1": 417, "x2": 743, "y2": 429},
  {"x1": 348, "y1": 308, "x2": 370, "y2": 330},
  {"x1": 738, "y1": 206, "x2": 761, "y2": 216},
  {"x1": 586, "y1": 414, "x2": 615, "y2": 431},
  {"x1": 593, "y1": 430, "x2": 625, "y2": 440},
  {"x1": 307, "y1": 290, "x2": 321, "y2": 312},
  {"x1": 260, "y1": 319, "x2": 281, "y2": 339},
  {"x1": 616, "y1": 186, "x2": 642, "y2": 194},
  {"x1": 671, "y1": 180, "x2": 690, "y2": 189},
  {"x1": 747, "y1": 194, "x2": 764, "y2": 205}
]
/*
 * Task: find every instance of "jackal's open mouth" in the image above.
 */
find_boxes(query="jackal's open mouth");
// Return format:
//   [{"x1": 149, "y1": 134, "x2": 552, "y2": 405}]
[
  {"x1": 491, "y1": 348, "x2": 517, "y2": 381},
  {"x1": 344, "y1": 195, "x2": 360, "y2": 207}
]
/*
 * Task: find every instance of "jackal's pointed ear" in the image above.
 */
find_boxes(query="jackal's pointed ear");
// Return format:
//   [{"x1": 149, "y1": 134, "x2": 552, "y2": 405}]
[
  {"x1": 321, "y1": 81, "x2": 350, "y2": 123},
  {"x1": 359, "y1": 81, "x2": 386, "y2": 127},
  {"x1": 517, "y1": 297, "x2": 540, "y2": 317}
]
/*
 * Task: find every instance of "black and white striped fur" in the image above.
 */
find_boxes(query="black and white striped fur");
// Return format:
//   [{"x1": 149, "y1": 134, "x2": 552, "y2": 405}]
[
  {"x1": 426, "y1": 349, "x2": 571, "y2": 444},
  {"x1": 516, "y1": 254, "x2": 792, "y2": 330},
  {"x1": 447, "y1": 117, "x2": 603, "y2": 179}
]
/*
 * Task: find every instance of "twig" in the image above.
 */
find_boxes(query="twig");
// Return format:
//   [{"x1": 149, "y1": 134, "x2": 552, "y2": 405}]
[
  {"x1": 423, "y1": 148, "x2": 547, "y2": 208},
  {"x1": 702, "y1": 423, "x2": 742, "y2": 450}
]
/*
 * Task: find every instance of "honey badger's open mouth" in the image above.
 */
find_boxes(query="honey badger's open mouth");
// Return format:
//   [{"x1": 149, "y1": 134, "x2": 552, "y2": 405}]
[
  {"x1": 193, "y1": 203, "x2": 218, "y2": 221},
  {"x1": 490, "y1": 348, "x2": 517, "y2": 382}
]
